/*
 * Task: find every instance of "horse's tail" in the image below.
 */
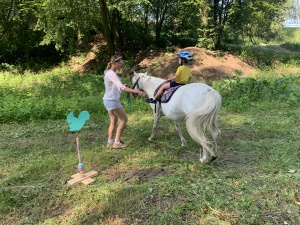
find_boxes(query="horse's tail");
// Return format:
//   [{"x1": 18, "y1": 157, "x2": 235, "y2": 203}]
[{"x1": 186, "y1": 89, "x2": 222, "y2": 156}]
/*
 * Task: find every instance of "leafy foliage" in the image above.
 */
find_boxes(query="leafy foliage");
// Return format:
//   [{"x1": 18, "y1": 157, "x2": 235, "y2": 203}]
[
  {"x1": 225, "y1": 0, "x2": 287, "y2": 44},
  {"x1": 0, "y1": 0, "x2": 293, "y2": 67},
  {"x1": 213, "y1": 73, "x2": 300, "y2": 111},
  {"x1": 35, "y1": 0, "x2": 101, "y2": 52}
]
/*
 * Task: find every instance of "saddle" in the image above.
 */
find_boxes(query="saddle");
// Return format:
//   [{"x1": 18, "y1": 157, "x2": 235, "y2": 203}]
[{"x1": 154, "y1": 81, "x2": 183, "y2": 103}]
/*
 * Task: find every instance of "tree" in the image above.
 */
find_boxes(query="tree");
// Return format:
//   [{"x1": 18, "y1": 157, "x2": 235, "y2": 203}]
[
  {"x1": 190, "y1": 0, "x2": 288, "y2": 49},
  {"x1": 185, "y1": 0, "x2": 214, "y2": 49},
  {"x1": 0, "y1": 0, "x2": 291, "y2": 66},
  {"x1": 99, "y1": 0, "x2": 115, "y2": 55},
  {"x1": 0, "y1": 0, "x2": 46, "y2": 63},
  {"x1": 35, "y1": 0, "x2": 101, "y2": 53},
  {"x1": 162, "y1": 0, "x2": 201, "y2": 47},
  {"x1": 150, "y1": 0, "x2": 176, "y2": 46},
  {"x1": 222, "y1": 0, "x2": 288, "y2": 44}
]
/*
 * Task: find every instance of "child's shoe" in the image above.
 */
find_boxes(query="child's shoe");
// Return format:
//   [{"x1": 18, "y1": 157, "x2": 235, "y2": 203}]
[{"x1": 146, "y1": 98, "x2": 157, "y2": 103}]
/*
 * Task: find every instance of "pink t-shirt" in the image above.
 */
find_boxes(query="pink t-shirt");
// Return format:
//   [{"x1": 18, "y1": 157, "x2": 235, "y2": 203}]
[{"x1": 103, "y1": 70, "x2": 126, "y2": 101}]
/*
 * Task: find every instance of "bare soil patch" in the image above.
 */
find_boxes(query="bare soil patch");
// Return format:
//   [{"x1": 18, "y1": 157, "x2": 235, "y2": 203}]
[
  {"x1": 70, "y1": 46, "x2": 257, "y2": 83},
  {"x1": 101, "y1": 166, "x2": 173, "y2": 184},
  {"x1": 136, "y1": 47, "x2": 256, "y2": 82}
]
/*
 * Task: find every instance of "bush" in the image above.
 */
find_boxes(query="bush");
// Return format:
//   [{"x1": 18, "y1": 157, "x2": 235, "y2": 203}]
[{"x1": 213, "y1": 74, "x2": 300, "y2": 111}]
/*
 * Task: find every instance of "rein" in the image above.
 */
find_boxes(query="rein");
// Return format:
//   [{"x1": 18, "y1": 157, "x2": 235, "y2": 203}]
[{"x1": 126, "y1": 77, "x2": 141, "y2": 110}]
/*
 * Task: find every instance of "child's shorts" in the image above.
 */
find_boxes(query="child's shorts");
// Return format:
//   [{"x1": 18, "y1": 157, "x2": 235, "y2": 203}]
[{"x1": 170, "y1": 81, "x2": 185, "y2": 88}]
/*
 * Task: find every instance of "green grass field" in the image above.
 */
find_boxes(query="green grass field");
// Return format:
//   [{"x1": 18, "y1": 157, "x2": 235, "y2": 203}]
[
  {"x1": 1, "y1": 98, "x2": 299, "y2": 224},
  {"x1": 1, "y1": 50, "x2": 300, "y2": 224}
]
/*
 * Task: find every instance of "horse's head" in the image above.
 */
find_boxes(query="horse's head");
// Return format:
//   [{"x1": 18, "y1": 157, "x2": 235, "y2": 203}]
[
  {"x1": 132, "y1": 71, "x2": 166, "y2": 98},
  {"x1": 132, "y1": 71, "x2": 147, "y2": 84},
  {"x1": 131, "y1": 71, "x2": 146, "y2": 98}
]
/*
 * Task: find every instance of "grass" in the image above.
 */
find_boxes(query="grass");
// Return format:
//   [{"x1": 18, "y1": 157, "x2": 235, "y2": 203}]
[
  {"x1": 1, "y1": 102, "x2": 299, "y2": 224},
  {"x1": 1, "y1": 63, "x2": 300, "y2": 224}
]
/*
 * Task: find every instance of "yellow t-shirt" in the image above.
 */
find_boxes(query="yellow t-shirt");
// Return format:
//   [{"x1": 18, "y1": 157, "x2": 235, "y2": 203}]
[{"x1": 175, "y1": 65, "x2": 191, "y2": 84}]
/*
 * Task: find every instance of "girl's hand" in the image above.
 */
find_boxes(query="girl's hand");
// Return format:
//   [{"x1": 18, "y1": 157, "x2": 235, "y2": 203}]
[{"x1": 138, "y1": 91, "x2": 147, "y2": 97}]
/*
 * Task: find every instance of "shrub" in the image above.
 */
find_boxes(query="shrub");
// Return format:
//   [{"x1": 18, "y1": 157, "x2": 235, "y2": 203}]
[{"x1": 213, "y1": 74, "x2": 300, "y2": 111}]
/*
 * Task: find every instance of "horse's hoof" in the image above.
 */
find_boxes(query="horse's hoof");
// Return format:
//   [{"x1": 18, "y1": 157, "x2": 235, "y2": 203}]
[
  {"x1": 210, "y1": 156, "x2": 218, "y2": 162},
  {"x1": 148, "y1": 137, "x2": 153, "y2": 141},
  {"x1": 200, "y1": 158, "x2": 209, "y2": 165}
]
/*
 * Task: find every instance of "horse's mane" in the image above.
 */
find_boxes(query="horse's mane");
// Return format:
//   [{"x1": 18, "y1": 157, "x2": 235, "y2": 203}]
[
  {"x1": 135, "y1": 72, "x2": 166, "y2": 92},
  {"x1": 145, "y1": 74, "x2": 166, "y2": 85}
]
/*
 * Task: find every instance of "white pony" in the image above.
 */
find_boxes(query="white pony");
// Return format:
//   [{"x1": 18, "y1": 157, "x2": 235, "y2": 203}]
[{"x1": 132, "y1": 72, "x2": 222, "y2": 164}]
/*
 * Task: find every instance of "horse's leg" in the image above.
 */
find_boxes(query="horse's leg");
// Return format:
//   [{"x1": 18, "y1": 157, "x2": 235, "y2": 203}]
[
  {"x1": 209, "y1": 129, "x2": 220, "y2": 162},
  {"x1": 173, "y1": 121, "x2": 187, "y2": 146},
  {"x1": 197, "y1": 133, "x2": 217, "y2": 164},
  {"x1": 200, "y1": 147, "x2": 210, "y2": 164},
  {"x1": 149, "y1": 105, "x2": 162, "y2": 141}
]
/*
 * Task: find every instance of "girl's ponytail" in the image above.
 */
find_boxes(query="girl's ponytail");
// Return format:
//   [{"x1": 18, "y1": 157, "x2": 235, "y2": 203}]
[{"x1": 104, "y1": 62, "x2": 112, "y2": 73}]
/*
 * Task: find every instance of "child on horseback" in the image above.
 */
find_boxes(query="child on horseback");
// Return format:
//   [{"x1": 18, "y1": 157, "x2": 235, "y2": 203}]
[{"x1": 146, "y1": 50, "x2": 193, "y2": 104}]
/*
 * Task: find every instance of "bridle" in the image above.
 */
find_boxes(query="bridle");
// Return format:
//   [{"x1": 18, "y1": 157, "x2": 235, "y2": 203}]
[
  {"x1": 130, "y1": 76, "x2": 141, "y2": 98},
  {"x1": 131, "y1": 77, "x2": 141, "y2": 91}
]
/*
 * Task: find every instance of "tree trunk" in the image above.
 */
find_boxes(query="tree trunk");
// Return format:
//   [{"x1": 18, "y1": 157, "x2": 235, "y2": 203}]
[
  {"x1": 214, "y1": 0, "x2": 221, "y2": 49},
  {"x1": 99, "y1": 0, "x2": 115, "y2": 55},
  {"x1": 115, "y1": 10, "x2": 124, "y2": 52},
  {"x1": 143, "y1": 5, "x2": 149, "y2": 37},
  {"x1": 200, "y1": 0, "x2": 210, "y2": 39},
  {"x1": 154, "y1": 0, "x2": 170, "y2": 47},
  {"x1": 154, "y1": 0, "x2": 161, "y2": 46}
]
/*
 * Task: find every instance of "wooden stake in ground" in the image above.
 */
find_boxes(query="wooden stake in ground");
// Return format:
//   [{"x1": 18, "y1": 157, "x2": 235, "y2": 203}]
[{"x1": 66, "y1": 111, "x2": 97, "y2": 185}]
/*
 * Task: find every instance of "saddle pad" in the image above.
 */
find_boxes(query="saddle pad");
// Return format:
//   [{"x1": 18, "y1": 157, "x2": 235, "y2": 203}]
[{"x1": 154, "y1": 81, "x2": 183, "y2": 103}]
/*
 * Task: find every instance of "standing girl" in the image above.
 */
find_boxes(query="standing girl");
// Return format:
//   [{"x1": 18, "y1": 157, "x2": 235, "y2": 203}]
[{"x1": 103, "y1": 55, "x2": 146, "y2": 148}]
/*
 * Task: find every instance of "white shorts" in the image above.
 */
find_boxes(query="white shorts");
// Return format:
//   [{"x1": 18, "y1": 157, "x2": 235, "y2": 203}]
[{"x1": 103, "y1": 99, "x2": 123, "y2": 111}]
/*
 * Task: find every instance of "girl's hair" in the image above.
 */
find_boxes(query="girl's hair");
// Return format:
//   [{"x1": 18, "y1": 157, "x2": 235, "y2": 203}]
[{"x1": 104, "y1": 55, "x2": 123, "y2": 73}]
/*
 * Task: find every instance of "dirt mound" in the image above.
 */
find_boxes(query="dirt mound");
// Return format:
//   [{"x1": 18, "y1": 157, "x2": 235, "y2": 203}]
[
  {"x1": 137, "y1": 47, "x2": 256, "y2": 82},
  {"x1": 69, "y1": 45, "x2": 98, "y2": 72},
  {"x1": 70, "y1": 46, "x2": 257, "y2": 83}
]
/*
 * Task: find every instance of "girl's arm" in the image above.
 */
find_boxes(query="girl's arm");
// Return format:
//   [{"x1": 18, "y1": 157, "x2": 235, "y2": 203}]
[{"x1": 121, "y1": 87, "x2": 146, "y2": 97}]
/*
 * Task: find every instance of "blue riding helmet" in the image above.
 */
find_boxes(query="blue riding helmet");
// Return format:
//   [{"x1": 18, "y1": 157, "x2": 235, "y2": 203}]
[{"x1": 177, "y1": 50, "x2": 193, "y2": 62}]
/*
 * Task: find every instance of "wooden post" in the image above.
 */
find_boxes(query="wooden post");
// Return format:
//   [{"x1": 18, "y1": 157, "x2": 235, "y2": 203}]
[{"x1": 67, "y1": 132, "x2": 98, "y2": 186}]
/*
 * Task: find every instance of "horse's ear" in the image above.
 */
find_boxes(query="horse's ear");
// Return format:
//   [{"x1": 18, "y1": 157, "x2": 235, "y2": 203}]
[
  {"x1": 145, "y1": 72, "x2": 147, "y2": 75},
  {"x1": 133, "y1": 71, "x2": 136, "y2": 76}
]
